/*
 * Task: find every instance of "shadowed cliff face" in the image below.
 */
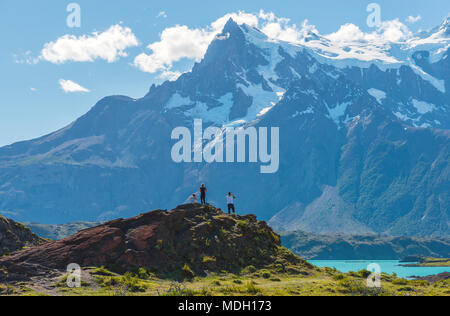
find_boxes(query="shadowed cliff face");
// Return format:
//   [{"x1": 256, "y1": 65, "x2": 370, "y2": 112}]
[
  {"x1": 0, "y1": 215, "x2": 44, "y2": 256},
  {"x1": 0, "y1": 204, "x2": 308, "y2": 281}
]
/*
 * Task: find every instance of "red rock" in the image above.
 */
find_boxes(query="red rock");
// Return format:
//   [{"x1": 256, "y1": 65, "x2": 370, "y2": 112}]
[{"x1": 0, "y1": 204, "x2": 302, "y2": 281}]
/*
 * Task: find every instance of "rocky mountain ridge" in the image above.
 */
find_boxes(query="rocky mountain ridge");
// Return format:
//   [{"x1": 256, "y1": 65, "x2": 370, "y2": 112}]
[{"x1": 0, "y1": 204, "x2": 307, "y2": 281}]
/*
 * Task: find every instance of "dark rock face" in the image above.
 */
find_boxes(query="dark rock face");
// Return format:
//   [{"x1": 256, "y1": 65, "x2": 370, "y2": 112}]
[
  {"x1": 0, "y1": 215, "x2": 44, "y2": 256},
  {"x1": 0, "y1": 204, "x2": 304, "y2": 281}
]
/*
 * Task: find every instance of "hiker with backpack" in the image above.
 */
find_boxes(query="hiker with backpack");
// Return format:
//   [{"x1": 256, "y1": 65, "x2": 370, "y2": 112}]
[{"x1": 226, "y1": 192, "x2": 236, "y2": 215}]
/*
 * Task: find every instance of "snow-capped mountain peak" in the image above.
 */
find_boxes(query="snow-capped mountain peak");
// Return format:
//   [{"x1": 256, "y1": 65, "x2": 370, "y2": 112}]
[
  {"x1": 158, "y1": 17, "x2": 449, "y2": 132},
  {"x1": 439, "y1": 15, "x2": 450, "y2": 35}
]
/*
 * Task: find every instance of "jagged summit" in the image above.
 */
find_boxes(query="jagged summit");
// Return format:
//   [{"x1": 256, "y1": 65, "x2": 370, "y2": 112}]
[
  {"x1": 423, "y1": 14, "x2": 450, "y2": 37},
  {"x1": 439, "y1": 15, "x2": 450, "y2": 35},
  {"x1": 221, "y1": 17, "x2": 267, "y2": 38},
  {"x1": 301, "y1": 30, "x2": 322, "y2": 42},
  {"x1": 222, "y1": 17, "x2": 242, "y2": 34},
  {"x1": 202, "y1": 18, "x2": 248, "y2": 62},
  {"x1": 0, "y1": 204, "x2": 308, "y2": 281}
]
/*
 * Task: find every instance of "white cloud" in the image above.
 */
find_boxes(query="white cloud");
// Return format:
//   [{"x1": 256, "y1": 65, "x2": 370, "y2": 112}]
[
  {"x1": 378, "y1": 19, "x2": 412, "y2": 42},
  {"x1": 133, "y1": 10, "x2": 307, "y2": 75},
  {"x1": 326, "y1": 19, "x2": 411, "y2": 43},
  {"x1": 59, "y1": 79, "x2": 90, "y2": 93},
  {"x1": 133, "y1": 25, "x2": 214, "y2": 73},
  {"x1": 260, "y1": 17, "x2": 307, "y2": 44},
  {"x1": 211, "y1": 11, "x2": 260, "y2": 29},
  {"x1": 159, "y1": 70, "x2": 182, "y2": 81},
  {"x1": 14, "y1": 50, "x2": 39, "y2": 65},
  {"x1": 133, "y1": 10, "x2": 265, "y2": 75},
  {"x1": 298, "y1": 19, "x2": 320, "y2": 38},
  {"x1": 326, "y1": 23, "x2": 367, "y2": 42},
  {"x1": 41, "y1": 25, "x2": 139, "y2": 64},
  {"x1": 157, "y1": 11, "x2": 167, "y2": 18},
  {"x1": 30, "y1": 87, "x2": 37, "y2": 92},
  {"x1": 406, "y1": 15, "x2": 422, "y2": 24}
]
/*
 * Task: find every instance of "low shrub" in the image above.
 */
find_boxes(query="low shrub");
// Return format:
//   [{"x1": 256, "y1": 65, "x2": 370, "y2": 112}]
[
  {"x1": 245, "y1": 281, "x2": 261, "y2": 294},
  {"x1": 93, "y1": 266, "x2": 115, "y2": 276},
  {"x1": 181, "y1": 264, "x2": 195, "y2": 279},
  {"x1": 241, "y1": 265, "x2": 257, "y2": 274}
]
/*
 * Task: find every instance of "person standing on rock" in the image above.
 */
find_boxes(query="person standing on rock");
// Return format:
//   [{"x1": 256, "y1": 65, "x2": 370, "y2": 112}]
[
  {"x1": 226, "y1": 192, "x2": 236, "y2": 215},
  {"x1": 200, "y1": 184, "x2": 207, "y2": 205}
]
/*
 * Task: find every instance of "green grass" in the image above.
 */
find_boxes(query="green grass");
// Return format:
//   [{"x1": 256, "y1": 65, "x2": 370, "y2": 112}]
[
  {"x1": 202, "y1": 256, "x2": 217, "y2": 264},
  {"x1": 4, "y1": 265, "x2": 449, "y2": 297},
  {"x1": 92, "y1": 266, "x2": 116, "y2": 276}
]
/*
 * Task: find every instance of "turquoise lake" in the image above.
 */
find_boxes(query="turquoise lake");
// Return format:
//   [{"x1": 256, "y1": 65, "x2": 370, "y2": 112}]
[{"x1": 308, "y1": 260, "x2": 450, "y2": 279}]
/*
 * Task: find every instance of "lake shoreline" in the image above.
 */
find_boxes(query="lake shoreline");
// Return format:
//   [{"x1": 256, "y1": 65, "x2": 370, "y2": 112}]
[
  {"x1": 399, "y1": 257, "x2": 450, "y2": 268},
  {"x1": 309, "y1": 260, "x2": 450, "y2": 279},
  {"x1": 410, "y1": 272, "x2": 450, "y2": 283}
]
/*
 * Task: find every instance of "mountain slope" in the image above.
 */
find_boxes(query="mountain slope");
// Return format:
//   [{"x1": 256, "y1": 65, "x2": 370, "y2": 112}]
[
  {"x1": 0, "y1": 215, "x2": 44, "y2": 256},
  {"x1": 0, "y1": 18, "x2": 448, "y2": 236}
]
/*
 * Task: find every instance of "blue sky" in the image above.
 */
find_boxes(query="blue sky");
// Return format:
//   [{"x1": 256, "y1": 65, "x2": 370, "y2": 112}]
[{"x1": 0, "y1": 0, "x2": 449, "y2": 146}]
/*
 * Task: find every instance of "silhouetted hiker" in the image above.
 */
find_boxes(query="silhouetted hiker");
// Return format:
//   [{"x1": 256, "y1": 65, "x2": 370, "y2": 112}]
[
  {"x1": 200, "y1": 184, "x2": 207, "y2": 205},
  {"x1": 188, "y1": 194, "x2": 198, "y2": 204},
  {"x1": 226, "y1": 192, "x2": 236, "y2": 215}
]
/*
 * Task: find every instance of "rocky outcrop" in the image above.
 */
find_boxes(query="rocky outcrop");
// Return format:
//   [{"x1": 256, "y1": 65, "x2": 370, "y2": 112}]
[
  {"x1": 0, "y1": 204, "x2": 308, "y2": 281},
  {"x1": 412, "y1": 272, "x2": 450, "y2": 283},
  {"x1": 0, "y1": 215, "x2": 44, "y2": 256}
]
